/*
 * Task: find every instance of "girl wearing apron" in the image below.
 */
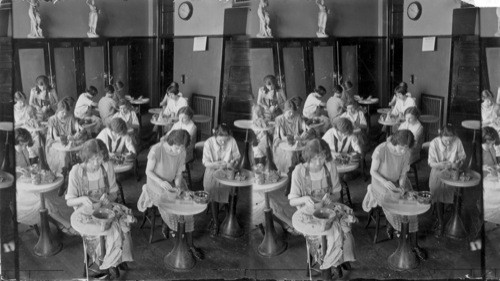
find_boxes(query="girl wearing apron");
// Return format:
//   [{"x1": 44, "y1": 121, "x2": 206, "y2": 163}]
[
  {"x1": 257, "y1": 75, "x2": 287, "y2": 121},
  {"x1": 202, "y1": 125, "x2": 241, "y2": 236},
  {"x1": 66, "y1": 139, "x2": 134, "y2": 279},
  {"x1": 46, "y1": 100, "x2": 84, "y2": 175},
  {"x1": 369, "y1": 130, "x2": 426, "y2": 260},
  {"x1": 29, "y1": 75, "x2": 58, "y2": 121},
  {"x1": 289, "y1": 139, "x2": 356, "y2": 281},
  {"x1": 141, "y1": 129, "x2": 204, "y2": 259},
  {"x1": 428, "y1": 125, "x2": 466, "y2": 238}
]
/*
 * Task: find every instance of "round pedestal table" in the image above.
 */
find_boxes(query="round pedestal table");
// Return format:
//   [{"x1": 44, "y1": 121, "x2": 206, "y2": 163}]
[
  {"x1": 253, "y1": 174, "x2": 288, "y2": 257},
  {"x1": 234, "y1": 120, "x2": 253, "y2": 170},
  {"x1": 17, "y1": 174, "x2": 64, "y2": 257},
  {"x1": 440, "y1": 170, "x2": 481, "y2": 240},
  {"x1": 213, "y1": 169, "x2": 254, "y2": 238},
  {"x1": 0, "y1": 170, "x2": 14, "y2": 189},
  {"x1": 148, "y1": 108, "x2": 163, "y2": 115},
  {"x1": 157, "y1": 196, "x2": 207, "y2": 271},
  {"x1": 0, "y1": 122, "x2": 13, "y2": 170},
  {"x1": 380, "y1": 199, "x2": 430, "y2": 271},
  {"x1": 113, "y1": 162, "x2": 134, "y2": 205},
  {"x1": 358, "y1": 98, "x2": 379, "y2": 135},
  {"x1": 461, "y1": 120, "x2": 481, "y2": 169}
]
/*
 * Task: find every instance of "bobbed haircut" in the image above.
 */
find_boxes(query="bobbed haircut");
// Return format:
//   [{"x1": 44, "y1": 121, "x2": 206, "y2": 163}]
[
  {"x1": 118, "y1": 99, "x2": 132, "y2": 109},
  {"x1": 87, "y1": 86, "x2": 98, "y2": 96},
  {"x1": 345, "y1": 100, "x2": 360, "y2": 110},
  {"x1": 79, "y1": 139, "x2": 102, "y2": 163},
  {"x1": 390, "y1": 129, "x2": 415, "y2": 148},
  {"x1": 14, "y1": 91, "x2": 27, "y2": 102},
  {"x1": 332, "y1": 85, "x2": 343, "y2": 94},
  {"x1": 95, "y1": 138, "x2": 110, "y2": 162},
  {"x1": 403, "y1": 106, "x2": 420, "y2": 119},
  {"x1": 333, "y1": 117, "x2": 354, "y2": 135},
  {"x1": 315, "y1": 86, "x2": 327, "y2": 97},
  {"x1": 167, "y1": 85, "x2": 179, "y2": 95},
  {"x1": 166, "y1": 129, "x2": 191, "y2": 148},
  {"x1": 482, "y1": 90, "x2": 494, "y2": 103},
  {"x1": 482, "y1": 126, "x2": 500, "y2": 145},
  {"x1": 177, "y1": 106, "x2": 194, "y2": 119},
  {"x1": 439, "y1": 124, "x2": 456, "y2": 138},
  {"x1": 302, "y1": 138, "x2": 328, "y2": 163},
  {"x1": 284, "y1": 99, "x2": 298, "y2": 112},
  {"x1": 394, "y1": 85, "x2": 407, "y2": 95},
  {"x1": 57, "y1": 99, "x2": 72, "y2": 113},
  {"x1": 108, "y1": 118, "x2": 128, "y2": 136},
  {"x1": 15, "y1": 127, "x2": 33, "y2": 146},
  {"x1": 105, "y1": 85, "x2": 115, "y2": 94},
  {"x1": 213, "y1": 124, "x2": 232, "y2": 137}
]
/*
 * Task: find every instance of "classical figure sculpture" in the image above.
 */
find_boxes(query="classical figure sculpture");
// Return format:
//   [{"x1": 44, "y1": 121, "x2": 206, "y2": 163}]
[
  {"x1": 27, "y1": 0, "x2": 43, "y2": 38},
  {"x1": 316, "y1": 0, "x2": 328, "y2": 38},
  {"x1": 257, "y1": 0, "x2": 272, "y2": 38},
  {"x1": 87, "y1": 0, "x2": 99, "y2": 38},
  {"x1": 495, "y1": 7, "x2": 500, "y2": 37}
]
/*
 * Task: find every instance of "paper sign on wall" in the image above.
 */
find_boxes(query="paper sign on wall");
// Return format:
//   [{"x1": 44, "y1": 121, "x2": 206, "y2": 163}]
[
  {"x1": 422, "y1": 37, "x2": 436, "y2": 52},
  {"x1": 193, "y1": 37, "x2": 207, "y2": 52}
]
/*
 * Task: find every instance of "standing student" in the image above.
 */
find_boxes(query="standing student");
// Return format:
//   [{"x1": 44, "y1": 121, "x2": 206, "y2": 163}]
[
  {"x1": 428, "y1": 125, "x2": 466, "y2": 238},
  {"x1": 98, "y1": 85, "x2": 118, "y2": 127},
  {"x1": 257, "y1": 75, "x2": 287, "y2": 121},
  {"x1": 29, "y1": 75, "x2": 58, "y2": 121}
]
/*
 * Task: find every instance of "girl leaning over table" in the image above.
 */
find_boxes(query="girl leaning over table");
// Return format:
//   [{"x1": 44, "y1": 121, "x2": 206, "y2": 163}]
[
  {"x1": 46, "y1": 100, "x2": 85, "y2": 176},
  {"x1": 15, "y1": 128, "x2": 77, "y2": 236},
  {"x1": 428, "y1": 125, "x2": 466, "y2": 238},
  {"x1": 66, "y1": 139, "x2": 134, "y2": 279},
  {"x1": 203, "y1": 124, "x2": 241, "y2": 237},
  {"x1": 29, "y1": 75, "x2": 58, "y2": 121},
  {"x1": 288, "y1": 138, "x2": 356, "y2": 281},
  {"x1": 364, "y1": 129, "x2": 427, "y2": 260},
  {"x1": 140, "y1": 129, "x2": 204, "y2": 259}
]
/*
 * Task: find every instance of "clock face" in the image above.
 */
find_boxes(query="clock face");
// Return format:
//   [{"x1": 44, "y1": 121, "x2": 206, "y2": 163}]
[
  {"x1": 178, "y1": 1, "x2": 193, "y2": 21},
  {"x1": 407, "y1": 1, "x2": 422, "y2": 21}
]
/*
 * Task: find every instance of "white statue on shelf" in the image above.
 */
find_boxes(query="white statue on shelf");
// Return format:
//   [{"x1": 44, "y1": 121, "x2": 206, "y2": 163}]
[
  {"x1": 495, "y1": 7, "x2": 500, "y2": 37},
  {"x1": 27, "y1": 0, "x2": 43, "y2": 38},
  {"x1": 257, "y1": 0, "x2": 272, "y2": 38},
  {"x1": 316, "y1": 0, "x2": 328, "y2": 38},
  {"x1": 87, "y1": 0, "x2": 99, "y2": 38}
]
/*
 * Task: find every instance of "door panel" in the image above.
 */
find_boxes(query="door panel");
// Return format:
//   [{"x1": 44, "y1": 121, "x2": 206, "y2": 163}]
[
  {"x1": 313, "y1": 45, "x2": 335, "y2": 101},
  {"x1": 283, "y1": 47, "x2": 306, "y2": 101},
  {"x1": 111, "y1": 45, "x2": 129, "y2": 96},
  {"x1": 340, "y1": 45, "x2": 358, "y2": 96},
  {"x1": 18, "y1": 48, "x2": 46, "y2": 96},
  {"x1": 83, "y1": 45, "x2": 106, "y2": 101},
  {"x1": 249, "y1": 48, "x2": 274, "y2": 99},
  {"x1": 53, "y1": 47, "x2": 78, "y2": 101}
]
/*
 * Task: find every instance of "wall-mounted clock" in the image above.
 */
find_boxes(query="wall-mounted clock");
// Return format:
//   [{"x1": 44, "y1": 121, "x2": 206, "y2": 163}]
[
  {"x1": 178, "y1": 1, "x2": 193, "y2": 21},
  {"x1": 407, "y1": 1, "x2": 422, "y2": 21}
]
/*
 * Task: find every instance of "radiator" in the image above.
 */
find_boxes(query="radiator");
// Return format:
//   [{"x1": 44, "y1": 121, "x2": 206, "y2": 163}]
[
  {"x1": 191, "y1": 94, "x2": 215, "y2": 141},
  {"x1": 421, "y1": 94, "x2": 444, "y2": 142}
]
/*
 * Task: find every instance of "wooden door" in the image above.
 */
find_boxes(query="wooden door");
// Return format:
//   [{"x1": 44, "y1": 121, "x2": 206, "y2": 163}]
[
  {"x1": 81, "y1": 40, "x2": 108, "y2": 102},
  {"x1": 109, "y1": 40, "x2": 131, "y2": 97},
  {"x1": 281, "y1": 42, "x2": 308, "y2": 104},
  {"x1": 14, "y1": 40, "x2": 50, "y2": 97},
  {"x1": 50, "y1": 41, "x2": 80, "y2": 101},
  {"x1": 312, "y1": 40, "x2": 337, "y2": 102},
  {"x1": 339, "y1": 44, "x2": 358, "y2": 96}
]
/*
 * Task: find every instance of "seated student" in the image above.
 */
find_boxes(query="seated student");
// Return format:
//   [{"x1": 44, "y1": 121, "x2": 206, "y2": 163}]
[
  {"x1": 482, "y1": 126, "x2": 499, "y2": 173},
  {"x1": 428, "y1": 125, "x2": 466, "y2": 238},
  {"x1": 202, "y1": 125, "x2": 241, "y2": 236},
  {"x1": 162, "y1": 85, "x2": 188, "y2": 118},
  {"x1": 364, "y1": 129, "x2": 426, "y2": 259},
  {"x1": 388, "y1": 82, "x2": 411, "y2": 107},
  {"x1": 140, "y1": 129, "x2": 204, "y2": 259},
  {"x1": 82, "y1": 106, "x2": 104, "y2": 138},
  {"x1": 397, "y1": 107, "x2": 423, "y2": 165},
  {"x1": 74, "y1": 86, "x2": 98, "y2": 120},
  {"x1": 15, "y1": 128, "x2": 77, "y2": 235},
  {"x1": 322, "y1": 118, "x2": 362, "y2": 157},
  {"x1": 341, "y1": 100, "x2": 367, "y2": 130},
  {"x1": 46, "y1": 100, "x2": 85, "y2": 175},
  {"x1": 96, "y1": 118, "x2": 136, "y2": 158},
  {"x1": 289, "y1": 138, "x2": 356, "y2": 280},
  {"x1": 165, "y1": 106, "x2": 197, "y2": 163},
  {"x1": 326, "y1": 85, "x2": 345, "y2": 125},
  {"x1": 390, "y1": 85, "x2": 416, "y2": 119},
  {"x1": 303, "y1": 86, "x2": 327, "y2": 119},
  {"x1": 113, "y1": 99, "x2": 140, "y2": 131},
  {"x1": 340, "y1": 80, "x2": 355, "y2": 106},
  {"x1": 257, "y1": 75, "x2": 287, "y2": 121},
  {"x1": 113, "y1": 81, "x2": 126, "y2": 103},
  {"x1": 14, "y1": 91, "x2": 31, "y2": 127},
  {"x1": 66, "y1": 139, "x2": 134, "y2": 279},
  {"x1": 160, "y1": 82, "x2": 181, "y2": 107},
  {"x1": 251, "y1": 104, "x2": 271, "y2": 166},
  {"x1": 481, "y1": 89, "x2": 499, "y2": 128},
  {"x1": 98, "y1": 85, "x2": 118, "y2": 127}
]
